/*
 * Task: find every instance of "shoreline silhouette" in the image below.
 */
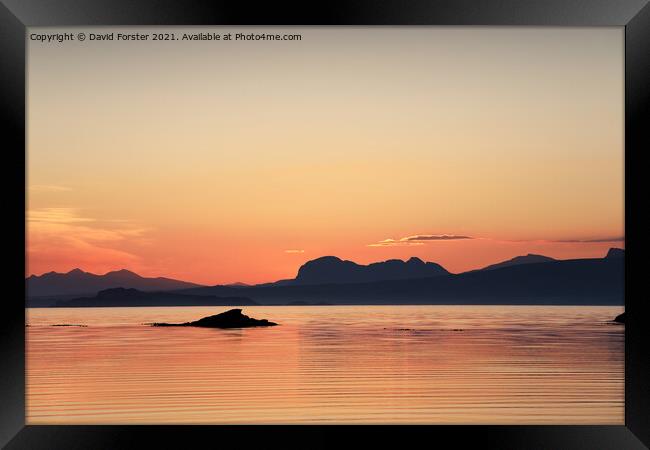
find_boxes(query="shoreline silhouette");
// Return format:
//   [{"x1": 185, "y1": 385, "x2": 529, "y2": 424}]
[{"x1": 27, "y1": 248, "x2": 624, "y2": 307}]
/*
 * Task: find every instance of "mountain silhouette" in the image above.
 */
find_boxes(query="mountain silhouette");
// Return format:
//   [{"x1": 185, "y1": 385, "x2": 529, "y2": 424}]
[
  {"x1": 26, "y1": 268, "x2": 202, "y2": 298},
  {"x1": 291, "y1": 256, "x2": 449, "y2": 285},
  {"x1": 55, "y1": 287, "x2": 256, "y2": 307},
  {"x1": 28, "y1": 249, "x2": 625, "y2": 306},
  {"x1": 605, "y1": 247, "x2": 625, "y2": 259},
  {"x1": 479, "y1": 254, "x2": 556, "y2": 271},
  {"x1": 178, "y1": 249, "x2": 623, "y2": 305}
]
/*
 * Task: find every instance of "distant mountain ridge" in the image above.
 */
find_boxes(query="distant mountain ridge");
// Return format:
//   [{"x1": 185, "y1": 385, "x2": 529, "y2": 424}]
[
  {"x1": 605, "y1": 248, "x2": 625, "y2": 259},
  {"x1": 479, "y1": 254, "x2": 556, "y2": 271},
  {"x1": 27, "y1": 249, "x2": 625, "y2": 307},
  {"x1": 55, "y1": 287, "x2": 256, "y2": 307},
  {"x1": 291, "y1": 256, "x2": 449, "y2": 286},
  {"x1": 27, "y1": 268, "x2": 203, "y2": 298},
  {"x1": 177, "y1": 249, "x2": 624, "y2": 306}
]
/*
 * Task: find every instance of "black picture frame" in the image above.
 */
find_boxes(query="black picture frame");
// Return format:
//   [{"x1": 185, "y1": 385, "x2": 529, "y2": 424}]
[{"x1": 1, "y1": 1, "x2": 648, "y2": 448}]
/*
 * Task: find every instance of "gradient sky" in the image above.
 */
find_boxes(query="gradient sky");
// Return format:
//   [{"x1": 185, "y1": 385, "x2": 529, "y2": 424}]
[{"x1": 27, "y1": 27, "x2": 624, "y2": 284}]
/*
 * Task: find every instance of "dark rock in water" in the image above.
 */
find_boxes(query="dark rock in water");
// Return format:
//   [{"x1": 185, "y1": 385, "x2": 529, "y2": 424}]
[
  {"x1": 613, "y1": 312, "x2": 625, "y2": 324},
  {"x1": 152, "y1": 309, "x2": 278, "y2": 328}
]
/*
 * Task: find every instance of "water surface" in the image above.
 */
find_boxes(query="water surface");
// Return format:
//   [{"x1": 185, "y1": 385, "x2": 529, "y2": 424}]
[{"x1": 26, "y1": 305, "x2": 624, "y2": 424}]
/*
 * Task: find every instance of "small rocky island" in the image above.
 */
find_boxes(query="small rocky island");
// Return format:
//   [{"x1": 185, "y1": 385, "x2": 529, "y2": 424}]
[
  {"x1": 152, "y1": 309, "x2": 278, "y2": 328},
  {"x1": 613, "y1": 312, "x2": 625, "y2": 324}
]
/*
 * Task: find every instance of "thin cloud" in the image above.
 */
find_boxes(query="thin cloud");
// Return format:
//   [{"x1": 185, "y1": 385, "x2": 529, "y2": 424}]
[
  {"x1": 285, "y1": 249, "x2": 305, "y2": 253},
  {"x1": 28, "y1": 208, "x2": 94, "y2": 224},
  {"x1": 551, "y1": 237, "x2": 625, "y2": 243},
  {"x1": 504, "y1": 236, "x2": 625, "y2": 244},
  {"x1": 403, "y1": 234, "x2": 473, "y2": 241},
  {"x1": 368, "y1": 233, "x2": 623, "y2": 247},
  {"x1": 27, "y1": 208, "x2": 151, "y2": 272},
  {"x1": 368, "y1": 234, "x2": 473, "y2": 247},
  {"x1": 368, "y1": 239, "x2": 425, "y2": 247}
]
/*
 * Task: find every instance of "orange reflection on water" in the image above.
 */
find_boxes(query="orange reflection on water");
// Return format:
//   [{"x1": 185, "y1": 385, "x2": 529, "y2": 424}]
[{"x1": 26, "y1": 305, "x2": 624, "y2": 424}]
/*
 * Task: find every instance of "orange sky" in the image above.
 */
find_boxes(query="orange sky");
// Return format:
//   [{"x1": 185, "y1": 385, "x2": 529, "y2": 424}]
[{"x1": 27, "y1": 27, "x2": 624, "y2": 285}]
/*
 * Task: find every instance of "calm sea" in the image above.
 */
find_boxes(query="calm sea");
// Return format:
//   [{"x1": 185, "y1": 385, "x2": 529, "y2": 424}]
[{"x1": 26, "y1": 305, "x2": 624, "y2": 424}]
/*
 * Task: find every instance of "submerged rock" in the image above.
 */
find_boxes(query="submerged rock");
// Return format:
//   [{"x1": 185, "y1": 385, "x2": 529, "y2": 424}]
[
  {"x1": 152, "y1": 309, "x2": 278, "y2": 329},
  {"x1": 613, "y1": 312, "x2": 625, "y2": 324}
]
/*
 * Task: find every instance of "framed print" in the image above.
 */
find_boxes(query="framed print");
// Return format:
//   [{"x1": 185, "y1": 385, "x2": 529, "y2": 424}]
[{"x1": 1, "y1": 0, "x2": 648, "y2": 448}]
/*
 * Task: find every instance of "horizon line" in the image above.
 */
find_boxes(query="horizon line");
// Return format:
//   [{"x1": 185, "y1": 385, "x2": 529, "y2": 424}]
[{"x1": 26, "y1": 246, "x2": 625, "y2": 285}]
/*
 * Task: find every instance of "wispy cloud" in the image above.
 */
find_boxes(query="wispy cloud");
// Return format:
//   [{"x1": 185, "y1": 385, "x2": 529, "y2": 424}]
[
  {"x1": 550, "y1": 237, "x2": 625, "y2": 243},
  {"x1": 285, "y1": 249, "x2": 305, "y2": 253},
  {"x1": 28, "y1": 208, "x2": 94, "y2": 224},
  {"x1": 368, "y1": 239, "x2": 425, "y2": 247},
  {"x1": 368, "y1": 233, "x2": 624, "y2": 247},
  {"x1": 402, "y1": 234, "x2": 473, "y2": 241},
  {"x1": 27, "y1": 208, "x2": 151, "y2": 273},
  {"x1": 368, "y1": 234, "x2": 473, "y2": 247}
]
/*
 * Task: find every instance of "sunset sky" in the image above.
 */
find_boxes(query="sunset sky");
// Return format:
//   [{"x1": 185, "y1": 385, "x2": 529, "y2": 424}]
[{"x1": 27, "y1": 27, "x2": 624, "y2": 285}]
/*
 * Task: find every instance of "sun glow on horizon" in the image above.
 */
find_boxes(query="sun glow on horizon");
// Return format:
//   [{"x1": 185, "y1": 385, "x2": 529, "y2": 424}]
[{"x1": 27, "y1": 27, "x2": 623, "y2": 285}]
